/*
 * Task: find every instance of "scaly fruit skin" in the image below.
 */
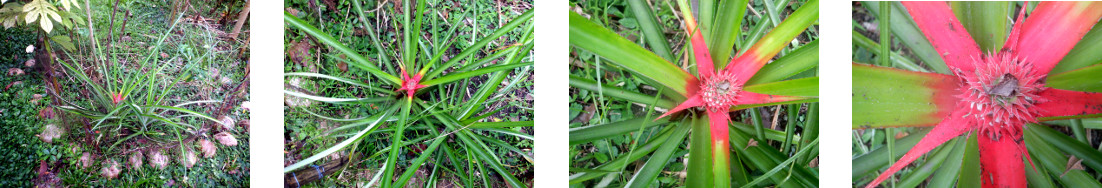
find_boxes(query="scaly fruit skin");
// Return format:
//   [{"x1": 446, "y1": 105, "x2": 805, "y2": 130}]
[
  {"x1": 958, "y1": 54, "x2": 1044, "y2": 140},
  {"x1": 700, "y1": 71, "x2": 742, "y2": 112}
]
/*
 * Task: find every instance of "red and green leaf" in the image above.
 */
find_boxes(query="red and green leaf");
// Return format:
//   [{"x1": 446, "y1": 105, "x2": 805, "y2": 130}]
[
  {"x1": 902, "y1": 1, "x2": 982, "y2": 72},
  {"x1": 707, "y1": 111, "x2": 731, "y2": 188},
  {"x1": 568, "y1": 11, "x2": 694, "y2": 97},
  {"x1": 1011, "y1": 1, "x2": 1102, "y2": 74},
  {"x1": 853, "y1": 63, "x2": 961, "y2": 128},
  {"x1": 1035, "y1": 88, "x2": 1102, "y2": 120},
  {"x1": 949, "y1": 1, "x2": 1010, "y2": 52},
  {"x1": 726, "y1": 0, "x2": 819, "y2": 85},
  {"x1": 865, "y1": 108, "x2": 973, "y2": 188},
  {"x1": 977, "y1": 135, "x2": 1028, "y2": 187}
]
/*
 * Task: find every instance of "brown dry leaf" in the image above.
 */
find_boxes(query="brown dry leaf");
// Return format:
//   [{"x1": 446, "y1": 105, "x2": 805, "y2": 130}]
[
  {"x1": 129, "y1": 152, "x2": 143, "y2": 169},
  {"x1": 337, "y1": 62, "x2": 348, "y2": 72},
  {"x1": 148, "y1": 150, "x2": 169, "y2": 169},
  {"x1": 1061, "y1": 155, "x2": 1085, "y2": 178},
  {"x1": 38, "y1": 124, "x2": 62, "y2": 143},
  {"x1": 391, "y1": 0, "x2": 402, "y2": 12},
  {"x1": 37, "y1": 160, "x2": 47, "y2": 176},
  {"x1": 220, "y1": 76, "x2": 233, "y2": 86},
  {"x1": 219, "y1": 116, "x2": 236, "y2": 131},
  {"x1": 287, "y1": 39, "x2": 314, "y2": 67},
  {"x1": 99, "y1": 160, "x2": 120, "y2": 179},
  {"x1": 8, "y1": 68, "x2": 24, "y2": 76},
  {"x1": 239, "y1": 119, "x2": 250, "y2": 133},
  {"x1": 160, "y1": 52, "x2": 168, "y2": 58},
  {"x1": 5, "y1": 81, "x2": 22, "y2": 90},
  {"x1": 570, "y1": 103, "x2": 597, "y2": 123},
  {"x1": 285, "y1": 78, "x2": 314, "y2": 107},
  {"x1": 353, "y1": 28, "x2": 369, "y2": 36},
  {"x1": 180, "y1": 149, "x2": 197, "y2": 168},
  {"x1": 24, "y1": 59, "x2": 35, "y2": 67},
  {"x1": 895, "y1": 131, "x2": 909, "y2": 139},
  {"x1": 199, "y1": 139, "x2": 217, "y2": 158},
  {"x1": 321, "y1": 0, "x2": 337, "y2": 12},
  {"x1": 79, "y1": 152, "x2": 92, "y2": 168},
  {"x1": 809, "y1": 157, "x2": 819, "y2": 168},
  {"x1": 31, "y1": 94, "x2": 43, "y2": 104},
  {"x1": 34, "y1": 159, "x2": 61, "y2": 188},
  {"x1": 214, "y1": 132, "x2": 238, "y2": 146},
  {"x1": 745, "y1": 138, "x2": 759, "y2": 150},
  {"x1": 285, "y1": 8, "x2": 302, "y2": 17},
  {"x1": 38, "y1": 107, "x2": 55, "y2": 119},
  {"x1": 211, "y1": 68, "x2": 221, "y2": 79}
]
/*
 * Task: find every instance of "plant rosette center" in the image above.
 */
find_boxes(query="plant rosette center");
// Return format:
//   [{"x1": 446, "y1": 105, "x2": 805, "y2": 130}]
[
  {"x1": 396, "y1": 69, "x2": 427, "y2": 99},
  {"x1": 700, "y1": 71, "x2": 742, "y2": 112},
  {"x1": 958, "y1": 54, "x2": 1045, "y2": 140}
]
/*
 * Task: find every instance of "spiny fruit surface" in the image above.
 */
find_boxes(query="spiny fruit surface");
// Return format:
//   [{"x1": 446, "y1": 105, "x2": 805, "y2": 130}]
[
  {"x1": 958, "y1": 54, "x2": 1045, "y2": 140},
  {"x1": 700, "y1": 71, "x2": 741, "y2": 112}
]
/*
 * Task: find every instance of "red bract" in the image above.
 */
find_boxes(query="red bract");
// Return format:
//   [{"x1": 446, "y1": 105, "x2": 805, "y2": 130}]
[
  {"x1": 111, "y1": 93, "x2": 124, "y2": 104},
  {"x1": 865, "y1": 2, "x2": 1102, "y2": 188},
  {"x1": 656, "y1": 11, "x2": 808, "y2": 172},
  {"x1": 396, "y1": 68, "x2": 426, "y2": 99}
]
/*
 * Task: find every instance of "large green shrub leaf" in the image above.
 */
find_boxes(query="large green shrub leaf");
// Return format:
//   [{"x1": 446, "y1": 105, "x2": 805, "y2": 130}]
[{"x1": 22, "y1": 0, "x2": 60, "y2": 33}]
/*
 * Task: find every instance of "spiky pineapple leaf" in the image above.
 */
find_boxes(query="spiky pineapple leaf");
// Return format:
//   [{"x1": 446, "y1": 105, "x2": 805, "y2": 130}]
[
  {"x1": 569, "y1": 11, "x2": 693, "y2": 97},
  {"x1": 949, "y1": 1, "x2": 1009, "y2": 52},
  {"x1": 1047, "y1": 63, "x2": 1102, "y2": 92},
  {"x1": 852, "y1": 63, "x2": 960, "y2": 128}
]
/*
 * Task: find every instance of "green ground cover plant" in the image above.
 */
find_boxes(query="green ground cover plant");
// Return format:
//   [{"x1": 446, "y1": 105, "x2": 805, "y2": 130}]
[
  {"x1": 1, "y1": 0, "x2": 249, "y2": 187},
  {"x1": 0, "y1": 26, "x2": 48, "y2": 187},
  {"x1": 283, "y1": 0, "x2": 533, "y2": 187},
  {"x1": 568, "y1": 0, "x2": 819, "y2": 187}
]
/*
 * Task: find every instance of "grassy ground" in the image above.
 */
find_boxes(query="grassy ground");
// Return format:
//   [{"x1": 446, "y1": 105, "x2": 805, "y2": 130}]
[
  {"x1": 283, "y1": 0, "x2": 533, "y2": 187},
  {"x1": 568, "y1": 0, "x2": 818, "y2": 187},
  {"x1": 1, "y1": 0, "x2": 249, "y2": 187}
]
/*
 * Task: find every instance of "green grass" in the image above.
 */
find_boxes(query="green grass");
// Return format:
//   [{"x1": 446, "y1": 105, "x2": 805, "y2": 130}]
[{"x1": 283, "y1": 0, "x2": 533, "y2": 187}]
